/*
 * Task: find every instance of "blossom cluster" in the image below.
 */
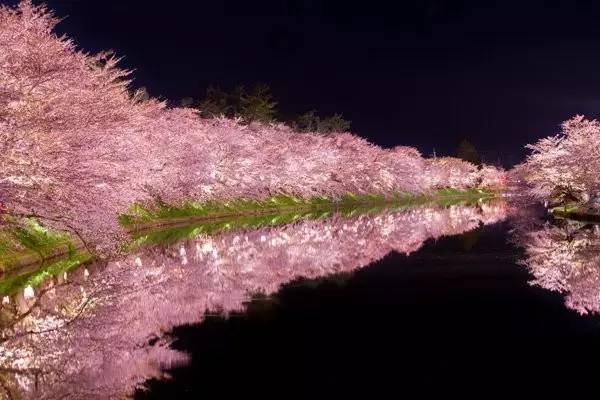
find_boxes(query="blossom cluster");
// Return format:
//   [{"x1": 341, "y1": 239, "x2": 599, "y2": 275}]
[{"x1": 517, "y1": 115, "x2": 600, "y2": 203}]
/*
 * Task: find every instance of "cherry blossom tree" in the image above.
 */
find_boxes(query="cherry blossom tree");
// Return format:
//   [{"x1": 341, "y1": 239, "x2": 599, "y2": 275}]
[
  {"x1": 519, "y1": 115, "x2": 600, "y2": 204},
  {"x1": 423, "y1": 157, "x2": 480, "y2": 189},
  {"x1": 0, "y1": 1, "x2": 168, "y2": 251},
  {"x1": 478, "y1": 165, "x2": 507, "y2": 189}
]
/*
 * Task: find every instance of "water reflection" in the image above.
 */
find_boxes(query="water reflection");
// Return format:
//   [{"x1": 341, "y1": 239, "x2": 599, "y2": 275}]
[
  {"x1": 0, "y1": 203, "x2": 507, "y2": 399},
  {"x1": 512, "y1": 211, "x2": 600, "y2": 315}
]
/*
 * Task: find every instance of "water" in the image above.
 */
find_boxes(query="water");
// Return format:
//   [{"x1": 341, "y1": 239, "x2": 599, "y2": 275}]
[
  {"x1": 3, "y1": 201, "x2": 600, "y2": 399},
  {"x1": 137, "y1": 221, "x2": 600, "y2": 399}
]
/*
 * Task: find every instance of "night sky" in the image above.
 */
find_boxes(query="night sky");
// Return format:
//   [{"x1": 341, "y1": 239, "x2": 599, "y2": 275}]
[{"x1": 7, "y1": 0, "x2": 600, "y2": 165}]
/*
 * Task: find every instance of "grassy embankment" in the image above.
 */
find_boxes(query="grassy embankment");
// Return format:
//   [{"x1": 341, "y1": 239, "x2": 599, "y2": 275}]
[
  {"x1": 0, "y1": 188, "x2": 498, "y2": 295},
  {"x1": 122, "y1": 188, "x2": 498, "y2": 248},
  {"x1": 0, "y1": 218, "x2": 92, "y2": 296},
  {"x1": 120, "y1": 188, "x2": 496, "y2": 229}
]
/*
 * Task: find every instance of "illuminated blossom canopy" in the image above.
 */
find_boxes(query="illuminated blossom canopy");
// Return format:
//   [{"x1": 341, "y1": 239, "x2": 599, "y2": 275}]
[
  {"x1": 518, "y1": 115, "x2": 600, "y2": 203},
  {"x1": 0, "y1": 1, "x2": 504, "y2": 254},
  {"x1": 0, "y1": 202, "x2": 507, "y2": 399}
]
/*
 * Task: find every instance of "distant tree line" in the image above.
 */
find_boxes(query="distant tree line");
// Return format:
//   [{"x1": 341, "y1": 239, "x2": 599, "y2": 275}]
[
  {"x1": 456, "y1": 139, "x2": 481, "y2": 166},
  {"x1": 173, "y1": 83, "x2": 352, "y2": 134},
  {"x1": 140, "y1": 86, "x2": 492, "y2": 167}
]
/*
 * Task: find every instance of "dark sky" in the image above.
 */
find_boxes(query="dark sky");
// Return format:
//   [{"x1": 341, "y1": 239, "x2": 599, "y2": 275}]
[{"x1": 8, "y1": 0, "x2": 600, "y2": 165}]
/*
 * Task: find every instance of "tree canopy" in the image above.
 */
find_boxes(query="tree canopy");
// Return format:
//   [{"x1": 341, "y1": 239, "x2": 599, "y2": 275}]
[
  {"x1": 456, "y1": 139, "x2": 481, "y2": 166},
  {"x1": 195, "y1": 84, "x2": 351, "y2": 133},
  {"x1": 294, "y1": 110, "x2": 351, "y2": 135}
]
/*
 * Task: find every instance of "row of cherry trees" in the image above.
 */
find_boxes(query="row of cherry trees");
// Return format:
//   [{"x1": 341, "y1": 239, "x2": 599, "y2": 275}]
[
  {"x1": 516, "y1": 116, "x2": 600, "y2": 205},
  {"x1": 0, "y1": 2, "x2": 506, "y2": 251}
]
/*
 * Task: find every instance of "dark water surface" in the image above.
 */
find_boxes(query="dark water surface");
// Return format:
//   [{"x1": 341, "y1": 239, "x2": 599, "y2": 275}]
[{"x1": 137, "y1": 221, "x2": 600, "y2": 399}]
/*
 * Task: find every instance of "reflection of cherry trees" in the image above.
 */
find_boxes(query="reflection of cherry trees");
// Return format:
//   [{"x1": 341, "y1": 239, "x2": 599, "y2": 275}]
[
  {"x1": 0, "y1": 203, "x2": 506, "y2": 399},
  {"x1": 512, "y1": 215, "x2": 600, "y2": 315}
]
